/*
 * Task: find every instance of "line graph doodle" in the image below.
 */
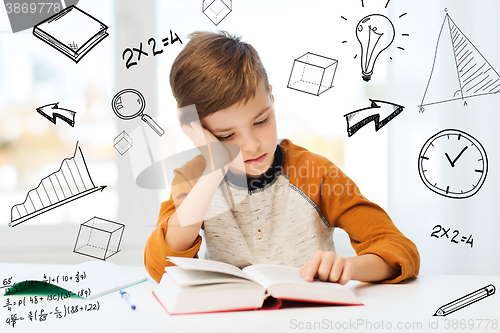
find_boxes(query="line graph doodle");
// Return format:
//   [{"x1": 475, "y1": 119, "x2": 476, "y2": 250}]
[
  {"x1": 419, "y1": 13, "x2": 500, "y2": 111},
  {"x1": 10, "y1": 143, "x2": 106, "y2": 227}
]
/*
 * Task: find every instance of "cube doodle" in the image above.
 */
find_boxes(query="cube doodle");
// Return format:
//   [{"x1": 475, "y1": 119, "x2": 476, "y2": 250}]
[
  {"x1": 74, "y1": 217, "x2": 125, "y2": 260},
  {"x1": 113, "y1": 130, "x2": 132, "y2": 155},
  {"x1": 287, "y1": 53, "x2": 338, "y2": 96},
  {"x1": 202, "y1": 0, "x2": 232, "y2": 26}
]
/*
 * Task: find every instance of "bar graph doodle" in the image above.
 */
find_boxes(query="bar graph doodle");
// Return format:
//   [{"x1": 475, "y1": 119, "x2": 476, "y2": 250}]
[
  {"x1": 419, "y1": 13, "x2": 500, "y2": 111},
  {"x1": 10, "y1": 143, "x2": 106, "y2": 227}
]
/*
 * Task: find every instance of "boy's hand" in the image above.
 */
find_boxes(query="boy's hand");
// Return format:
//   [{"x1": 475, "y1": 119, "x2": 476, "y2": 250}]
[
  {"x1": 180, "y1": 120, "x2": 237, "y2": 172},
  {"x1": 299, "y1": 251, "x2": 354, "y2": 285}
]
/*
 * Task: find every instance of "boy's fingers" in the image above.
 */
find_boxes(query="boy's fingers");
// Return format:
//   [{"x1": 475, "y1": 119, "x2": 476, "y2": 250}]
[
  {"x1": 317, "y1": 252, "x2": 336, "y2": 281},
  {"x1": 300, "y1": 251, "x2": 324, "y2": 282},
  {"x1": 329, "y1": 255, "x2": 346, "y2": 283},
  {"x1": 337, "y1": 261, "x2": 353, "y2": 285}
]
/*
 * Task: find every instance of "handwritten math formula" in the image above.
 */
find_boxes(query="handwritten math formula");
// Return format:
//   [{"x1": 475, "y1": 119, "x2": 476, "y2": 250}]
[
  {"x1": 430, "y1": 224, "x2": 474, "y2": 248},
  {"x1": 1, "y1": 270, "x2": 98, "y2": 329},
  {"x1": 2, "y1": 271, "x2": 87, "y2": 294},
  {"x1": 122, "y1": 30, "x2": 183, "y2": 69},
  {"x1": 5, "y1": 299, "x2": 100, "y2": 328}
]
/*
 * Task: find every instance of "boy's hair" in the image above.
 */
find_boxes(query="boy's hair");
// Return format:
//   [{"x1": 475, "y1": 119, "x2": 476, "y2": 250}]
[{"x1": 170, "y1": 31, "x2": 270, "y2": 125}]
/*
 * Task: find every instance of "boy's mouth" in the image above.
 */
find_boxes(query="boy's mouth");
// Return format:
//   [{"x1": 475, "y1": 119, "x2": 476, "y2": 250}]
[{"x1": 244, "y1": 153, "x2": 267, "y2": 164}]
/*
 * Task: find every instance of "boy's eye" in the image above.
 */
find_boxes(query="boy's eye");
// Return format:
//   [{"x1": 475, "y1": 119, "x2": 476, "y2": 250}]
[
  {"x1": 217, "y1": 133, "x2": 234, "y2": 141},
  {"x1": 255, "y1": 117, "x2": 268, "y2": 125}
]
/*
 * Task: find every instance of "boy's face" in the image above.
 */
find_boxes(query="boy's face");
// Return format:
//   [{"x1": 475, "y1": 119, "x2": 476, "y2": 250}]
[{"x1": 201, "y1": 84, "x2": 277, "y2": 176}]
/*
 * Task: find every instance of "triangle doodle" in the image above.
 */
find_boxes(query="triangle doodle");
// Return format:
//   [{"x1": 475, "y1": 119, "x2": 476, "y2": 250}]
[{"x1": 419, "y1": 14, "x2": 500, "y2": 110}]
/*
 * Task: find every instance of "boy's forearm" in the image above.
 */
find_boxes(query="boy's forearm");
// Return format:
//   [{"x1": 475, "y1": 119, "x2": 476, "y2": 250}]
[
  {"x1": 346, "y1": 254, "x2": 400, "y2": 282},
  {"x1": 165, "y1": 168, "x2": 226, "y2": 252}
]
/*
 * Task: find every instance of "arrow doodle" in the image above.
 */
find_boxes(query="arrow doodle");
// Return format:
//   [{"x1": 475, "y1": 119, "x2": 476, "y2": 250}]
[
  {"x1": 344, "y1": 99, "x2": 404, "y2": 137},
  {"x1": 36, "y1": 103, "x2": 77, "y2": 127}
]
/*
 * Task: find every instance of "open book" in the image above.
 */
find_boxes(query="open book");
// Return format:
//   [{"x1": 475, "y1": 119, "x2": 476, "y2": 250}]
[{"x1": 153, "y1": 257, "x2": 362, "y2": 315}]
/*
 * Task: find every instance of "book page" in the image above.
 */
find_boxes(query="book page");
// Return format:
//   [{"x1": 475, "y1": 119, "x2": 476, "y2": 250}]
[
  {"x1": 165, "y1": 266, "x2": 257, "y2": 287},
  {"x1": 243, "y1": 264, "x2": 360, "y2": 304},
  {"x1": 242, "y1": 264, "x2": 310, "y2": 289},
  {"x1": 167, "y1": 257, "x2": 252, "y2": 280}
]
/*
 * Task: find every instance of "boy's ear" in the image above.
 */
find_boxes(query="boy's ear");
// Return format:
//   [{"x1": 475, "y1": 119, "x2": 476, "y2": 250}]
[{"x1": 269, "y1": 84, "x2": 274, "y2": 103}]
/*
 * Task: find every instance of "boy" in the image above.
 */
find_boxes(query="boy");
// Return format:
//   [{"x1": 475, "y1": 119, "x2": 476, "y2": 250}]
[{"x1": 144, "y1": 31, "x2": 419, "y2": 284}]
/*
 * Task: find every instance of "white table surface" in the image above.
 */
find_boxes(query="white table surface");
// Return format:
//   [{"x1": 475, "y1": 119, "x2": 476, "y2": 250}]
[{"x1": 1, "y1": 263, "x2": 499, "y2": 333}]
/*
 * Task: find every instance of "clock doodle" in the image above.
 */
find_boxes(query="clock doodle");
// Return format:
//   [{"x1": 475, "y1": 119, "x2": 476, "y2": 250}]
[{"x1": 418, "y1": 129, "x2": 488, "y2": 199}]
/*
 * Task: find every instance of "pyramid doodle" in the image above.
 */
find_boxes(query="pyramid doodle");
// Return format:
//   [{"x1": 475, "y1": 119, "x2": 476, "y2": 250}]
[
  {"x1": 10, "y1": 143, "x2": 105, "y2": 227},
  {"x1": 419, "y1": 14, "x2": 500, "y2": 109}
]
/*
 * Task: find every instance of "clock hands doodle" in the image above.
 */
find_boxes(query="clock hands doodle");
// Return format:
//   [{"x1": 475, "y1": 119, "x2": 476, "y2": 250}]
[{"x1": 418, "y1": 129, "x2": 488, "y2": 199}]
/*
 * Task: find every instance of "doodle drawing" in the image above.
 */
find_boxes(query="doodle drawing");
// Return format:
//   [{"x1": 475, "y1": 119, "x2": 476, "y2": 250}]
[
  {"x1": 356, "y1": 14, "x2": 395, "y2": 82},
  {"x1": 10, "y1": 142, "x2": 106, "y2": 227},
  {"x1": 202, "y1": 0, "x2": 232, "y2": 26},
  {"x1": 434, "y1": 284, "x2": 495, "y2": 316},
  {"x1": 33, "y1": 5, "x2": 109, "y2": 63},
  {"x1": 287, "y1": 53, "x2": 338, "y2": 96},
  {"x1": 419, "y1": 13, "x2": 500, "y2": 111},
  {"x1": 36, "y1": 102, "x2": 76, "y2": 127},
  {"x1": 344, "y1": 99, "x2": 404, "y2": 137},
  {"x1": 113, "y1": 131, "x2": 133, "y2": 155},
  {"x1": 418, "y1": 129, "x2": 488, "y2": 199},
  {"x1": 111, "y1": 89, "x2": 165, "y2": 136},
  {"x1": 74, "y1": 216, "x2": 125, "y2": 261}
]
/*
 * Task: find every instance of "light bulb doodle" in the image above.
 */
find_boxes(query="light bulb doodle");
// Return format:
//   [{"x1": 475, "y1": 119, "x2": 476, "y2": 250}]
[{"x1": 356, "y1": 14, "x2": 395, "y2": 82}]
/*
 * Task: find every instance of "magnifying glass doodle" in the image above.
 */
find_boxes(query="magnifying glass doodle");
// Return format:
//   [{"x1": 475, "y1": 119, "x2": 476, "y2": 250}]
[{"x1": 111, "y1": 88, "x2": 165, "y2": 136}]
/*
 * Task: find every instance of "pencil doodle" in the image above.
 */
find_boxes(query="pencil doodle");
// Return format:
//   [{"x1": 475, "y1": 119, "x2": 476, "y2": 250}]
[
  {"x1": 32, "y1": 5, "x2": 109, "y2": 63},
  {"x1": 202, "y1": 0, "x2": 232, "y2": 26},
  {"x1": 418, "y1": 129, "x2": 488, "y2": 199},
  {"x1": 287, "y1": 52, "x2": 338, "y2": 96},
  {"x1": 113, "y1": 131, "x2": 133, "y2": 155},
  {"x1": 36, "y1": 103, "x2": 76, "y2": 127},
  {"x1": 419, "y1": 13, "x2": 500, "y2": 111},
  {"x1": 433, "y1": 284, "x2": 496, "y2": 316},
  {"x1": 73, "y1": 217, "x2": 125, "y2": 261},
  {"x1": 4, "y1": 0, "x2": 79, "y2": 33},
  {"x1": 10, "y1": 143, "x2": 106, "y2": 227},
  {"x1": 111, "y1": 89, "x2": 165, "y2": 136},
  {"x1": 344, "y1": 99, "x2": 404, "y2": 137}
]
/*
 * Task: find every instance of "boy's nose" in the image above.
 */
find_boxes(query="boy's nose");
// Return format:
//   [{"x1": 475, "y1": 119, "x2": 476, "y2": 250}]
[{"x1": 241, "y1": 134, "x2": 260, "y2": 153}]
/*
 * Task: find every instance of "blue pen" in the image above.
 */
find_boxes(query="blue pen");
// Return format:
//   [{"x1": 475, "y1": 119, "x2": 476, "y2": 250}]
[{"x1": 120, "y1": 289, "x2": 136, "y2": 310}]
